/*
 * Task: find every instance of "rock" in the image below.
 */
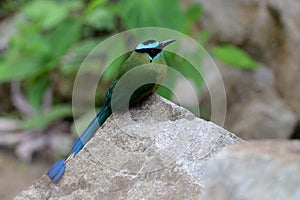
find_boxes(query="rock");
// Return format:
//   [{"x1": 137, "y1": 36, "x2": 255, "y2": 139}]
[
  {"x1": 203, "y1": 140, "x2": 300, "y2": 200},
  {"x1": 14, "y1": 94, "x2": 241, "y2": 199},
  {"x1": 193, "y1": 0, "x2": 300, "y2": 120},
  {"x1": 222, "y1": 64, "x2": 297, "y2": 139},
  {"x1": 200, "y1": 60, "x2": 297, "y2": 139},
  {"x1": 268, "y1": 0, "x2": 300, "y2": 120}
]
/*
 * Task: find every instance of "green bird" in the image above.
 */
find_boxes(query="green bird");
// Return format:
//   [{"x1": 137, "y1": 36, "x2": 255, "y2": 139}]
[{"x1": 47, "y1": 39, "x2": 175, "y2": 182}]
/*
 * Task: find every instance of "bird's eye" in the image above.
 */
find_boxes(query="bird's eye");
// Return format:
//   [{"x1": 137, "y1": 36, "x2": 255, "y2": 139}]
[
  {"x1": 150, "y1": 49, "x2": 156, "y2": 55},
  {"x1": 145, "y1": 48, "x2": 161, "y2": 60}
]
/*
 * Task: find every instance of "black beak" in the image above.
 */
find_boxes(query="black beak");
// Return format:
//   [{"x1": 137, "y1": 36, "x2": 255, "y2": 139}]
[{"x1": 159, "y1": 39, "x2": 176, "y2": 49}]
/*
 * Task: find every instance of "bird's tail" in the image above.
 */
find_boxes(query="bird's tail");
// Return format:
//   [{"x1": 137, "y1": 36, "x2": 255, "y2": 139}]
[{"x1": 47, "y1": 105, "x2": 111, "y2": 182}]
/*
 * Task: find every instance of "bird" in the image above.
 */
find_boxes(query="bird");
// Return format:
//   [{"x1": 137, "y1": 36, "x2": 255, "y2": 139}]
[{"x1": 47, "y1": 39, "x2": 175, "y2": 182}]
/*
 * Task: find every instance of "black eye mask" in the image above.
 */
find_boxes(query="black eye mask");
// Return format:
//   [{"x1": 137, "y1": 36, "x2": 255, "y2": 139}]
[{"x1": 135, "y1": 48, "x2": 162, "y2": 59}]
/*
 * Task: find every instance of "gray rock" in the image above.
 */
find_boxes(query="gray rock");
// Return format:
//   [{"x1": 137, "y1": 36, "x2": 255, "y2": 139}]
[
  {"x1": 268, "y1": 0, "x2": 300, "y2": 120},
  {"x1": 193, "y1": 0, "x2": 300, "y2": 120},
  {"x1": 200, "y1": 60, "x2": 297, "y2": 139},
  {"x1": 221, "y1": 64, "x2": 296, "y2": 139},
  {"x1": 203, "y1": 140, "x2": 300, "y2": 200},
  {"x1": 14, "y1": 95, "x2": 241, "y2": 200}
]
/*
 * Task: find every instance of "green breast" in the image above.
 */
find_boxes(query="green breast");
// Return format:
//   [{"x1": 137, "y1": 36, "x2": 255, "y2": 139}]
[{"x1": 106, "y1": 51, "x2": 168, "y2": 111}]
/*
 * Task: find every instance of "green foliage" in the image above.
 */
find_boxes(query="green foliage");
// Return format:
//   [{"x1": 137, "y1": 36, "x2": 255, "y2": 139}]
[
  {"x1": 198, "y1": 29, "x2": 211, "y2": 46},
  {"x1": 0, "y1": 0, "x2": 27, "y2": 17},
  {"x1": 85, "y1": 0, "x2": 107, "y2": 15},
  {"x1": 157, "y1": 52, "x2": 204, "y2": 100},
  {"x1": 185, "y1": 3, "x2": 203, "y2": 22},
  {"x1": 115, "y1": 0, "x2": 202, "y2": 34},
  {"x1": 117, "y1": 0, "x2": 184, "y2": 31},
  {"x1": 212, "y1": 45, "x2": 258, "y2": 69},
  {"x1": 85, "y1": 8, "x2": 115, "y2": 30},
  {"x1": 45, "y1": 18, "x2": 82, "y2": 68},
  {"x1": 0, "y1": 1, "x2": 84, "y2": 130},
  {"x1": 60, "y1": 38, "x2": 102, "y2": 76},
  {"x1": 26, "y1": 77, "x2": 50, "y2": 111},
  {"x1": 22, "y1": 0, "x2": 75, "y2": 30},
  {"x1": 0, "y1": 0, "x2": 258, "y2": 135}
]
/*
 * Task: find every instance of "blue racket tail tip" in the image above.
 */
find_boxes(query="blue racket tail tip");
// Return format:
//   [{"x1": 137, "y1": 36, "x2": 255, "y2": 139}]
[{"x1": 47, "y1": 160, "x2": 66, "y2": 183}]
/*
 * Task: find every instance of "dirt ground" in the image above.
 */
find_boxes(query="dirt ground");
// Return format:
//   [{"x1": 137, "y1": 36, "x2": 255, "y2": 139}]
[{"x1": 0, "y1": 151, "x2": 50, "y2": 200}]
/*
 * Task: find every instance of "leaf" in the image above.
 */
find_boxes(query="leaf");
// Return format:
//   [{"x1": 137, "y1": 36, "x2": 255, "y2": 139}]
[
  {"x1": 0, "y1": 56, "x2": 44, "y2": 82},
  {"x1": 45, "y1": 18, "x2": 82, "y2": 70},
  {"x1": 117, "y1": 0, "x2": 187, "y2": 33},
  {"x1": 157, "y1": 51, "x2": 204, "y2": 99},
  {"x1": 102, "y1": 40, "x2": 127, "y2": 83},
  {"x1": 26, "y1": 78, "x2": 50, "y2": 111},
  {"x1": 101, "y1": 54, "x2": 127, "y2": 84},
  {"x1": 84, "y1": 8, "x2": 115, "y2": 30},
  {"x1": 185, "y1": 3, "x2": 203, "y2": 21},
  {"x1": 212, "y1": 45, "x2": 259, "y2": 69},
  {"x1": 60, "y1": 39, "x2": 102, "y2": 76},
  {"x1": 0, "y1": 18, "x2": 81, "y2": 81},
  {"x1": 198, "y1": 29, "x2": 211, "y2": 46},
  {"x1": 22, "y1": 105, "x2": 72, "y2": 130},
  {"x1": 10, "y1": 31, "x2": 50, "y2": 55},
  {"x1": 22, "y1": 0, "x2": 69, "y2": 30},
  {"x1": 0, "y1": 29, "x2": 52, "y2": 81},
  {"x1": 85, "y1": 0, "x2": 107, "y2": 14}
]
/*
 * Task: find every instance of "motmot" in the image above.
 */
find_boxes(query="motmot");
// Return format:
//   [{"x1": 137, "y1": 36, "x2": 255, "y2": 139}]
[{"x1": 47, "y1": 39, "x2": 175, "y2": 182}]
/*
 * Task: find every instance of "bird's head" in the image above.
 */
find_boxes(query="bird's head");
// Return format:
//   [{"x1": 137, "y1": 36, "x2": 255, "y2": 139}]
[{"x1": 134, "y1": 39, "x2": 175, "y2": 63}]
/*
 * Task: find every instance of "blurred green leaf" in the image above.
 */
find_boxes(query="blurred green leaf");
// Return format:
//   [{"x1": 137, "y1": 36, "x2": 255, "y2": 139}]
[
  {"x1": 166, "y1": 52, "x2": 204, "y2": 87},
  {"x1": 10, "y1": 31, "x2": 50, "y2": 55},
  {"x1": 198, "y1": 29, "x2": 211, "y2": 46},
  {"x1": 27, "y1": 78, "x2": 50, "y2": 111},
  {"x1": 102, "y1": 40, "x2": 127, "y2": 83},
  {"x1": 22, "y1": 0, "x2": 69, "y2": 30},
  {"x1": 85, "y1": 0, "x2": 107, "y2": 14},
  {"x1": 84, "y1": 8, "x2": 115, "y2": 30},
  {"x1": 185, "y1": 3, "x2": 203, "y2": 21},
  {"x1": 0, "y1": 56, "x2": 44, "y2": 81},
  {"x1": 0, "y1": 18, "x2": 81, "y2": 81},
  {"x1": 22, "y1": 105, "x2": 72, "y2": 130},
  {"x1": 102, "y1": 54, "x2": 128, "y2": 83},
  {"x1": 158, "y1": 52, "x2": 204, "y2": 99},
  {"x1": 45, "y1": 18, "x2": 82, "y2": 70},
  {"x1": 117, "y1": 0, "x2": 187, "y2": 33},
  {"x1": 1, "y1": 0, "x2": 26, "y2": 15},
  {"x1": 64, "y1": 0, "x2": 84, "y2": 11},
  {"x1": 212, "y1": 45, "x2": 259, "y2": 69},
  {"x1": 60, "y1": 39, "x2": 102, "y2": 75},
  {"x1": 156, "y1": 86, "x2": 173, "y2": 100}
]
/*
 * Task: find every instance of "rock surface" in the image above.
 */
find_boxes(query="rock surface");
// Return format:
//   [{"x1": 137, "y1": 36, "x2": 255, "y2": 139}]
[
  {"x1": 192, "y1": 0, "x2": 300, "y2": 138},
  {"x1": 216, "y1": 62, "x2": 296, "y2": 139},
  {"x1": 14, "y1": 94, "x2": 241, "y2": 200},
  {"x1": 203, "y1": 140, "x2": 300, "y2": 200},
  {"x1": 198, "y1": 0, "x2": 300, "y2": 117}
]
